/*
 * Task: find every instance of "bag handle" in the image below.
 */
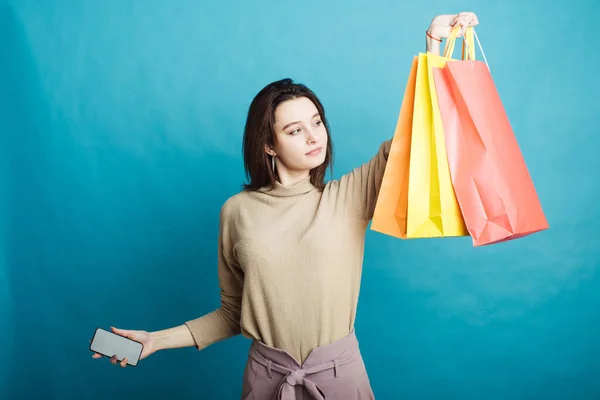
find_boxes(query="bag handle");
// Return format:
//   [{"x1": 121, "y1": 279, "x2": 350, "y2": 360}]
[
  {"x1": 471, "y1": 28, "x2": 490, "y2": 71},
  {"x1": 442, "y1": 26, "x2": 467, "y2": 59},
  {"x1": 442, "y1": 25, "x2": 491, "y2": 72},
  {"x1": 463, "y1": 27, "x2": 475, "y2": 60}
]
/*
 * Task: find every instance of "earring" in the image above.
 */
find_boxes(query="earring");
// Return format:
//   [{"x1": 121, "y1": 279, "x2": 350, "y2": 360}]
[{"x1": 271, "y1": 155, "x2": 275, "y2": 173}]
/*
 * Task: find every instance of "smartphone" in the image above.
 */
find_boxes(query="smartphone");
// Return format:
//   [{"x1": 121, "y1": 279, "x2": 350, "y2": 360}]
[{"x1": 89, "y1": 328, "x2": 144, "y2": 367}]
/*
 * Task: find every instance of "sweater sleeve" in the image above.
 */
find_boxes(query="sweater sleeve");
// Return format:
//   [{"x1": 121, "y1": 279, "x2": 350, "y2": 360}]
[
  {"x1": 184, "y1": 202, "x2": 242, "y2": 350},
  {"x1": 338, "y1": 139, "x2": 392, "y2": 220}
]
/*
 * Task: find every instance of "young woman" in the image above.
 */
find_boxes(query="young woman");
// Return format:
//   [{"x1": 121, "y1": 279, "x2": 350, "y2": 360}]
[{"x1": 94, "y1": 12, "x2": 479, "y2": 399}]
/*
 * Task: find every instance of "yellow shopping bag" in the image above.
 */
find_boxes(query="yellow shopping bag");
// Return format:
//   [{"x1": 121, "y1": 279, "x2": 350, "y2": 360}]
[
  {"x1": 372, "y1": 32, "x2": 468, "y2": 238},
  {"x1": 406, "y1": 47, "x2": 468, "y2": 237}
]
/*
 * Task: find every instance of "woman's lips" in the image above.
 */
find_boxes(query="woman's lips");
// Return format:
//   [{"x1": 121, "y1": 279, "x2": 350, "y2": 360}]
[{"x1": 306, "y1": 147, "x2": 322, "y2": 156}]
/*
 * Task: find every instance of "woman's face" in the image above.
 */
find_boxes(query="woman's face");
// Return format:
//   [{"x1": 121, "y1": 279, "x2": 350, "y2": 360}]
[{"x1": 267, "y1": 97, "x2": 328, "y2": 180}]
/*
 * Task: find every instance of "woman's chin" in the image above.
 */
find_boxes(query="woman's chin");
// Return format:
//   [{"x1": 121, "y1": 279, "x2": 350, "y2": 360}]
[{"x1": 306, "y1": 161, "x2": 325, "y2": 171}]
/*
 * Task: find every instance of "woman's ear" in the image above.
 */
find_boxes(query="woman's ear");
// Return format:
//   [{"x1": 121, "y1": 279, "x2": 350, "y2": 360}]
[{"x1": 264, "y1": 143, "x2": 276, "y2": 157}]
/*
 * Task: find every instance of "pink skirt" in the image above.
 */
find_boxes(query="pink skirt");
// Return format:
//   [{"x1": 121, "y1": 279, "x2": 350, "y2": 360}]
[{"x1": 241, "y1": 329, "x2": 375, "y2": 399}]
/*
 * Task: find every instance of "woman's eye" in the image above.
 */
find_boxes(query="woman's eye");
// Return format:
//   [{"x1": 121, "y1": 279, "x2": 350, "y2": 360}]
[
  {"x1": 290, "y1": 128, "x2": 301, "y2": 135},
  {"x1": 315, "y1": 120, "x2": 322, "y2": 126}
]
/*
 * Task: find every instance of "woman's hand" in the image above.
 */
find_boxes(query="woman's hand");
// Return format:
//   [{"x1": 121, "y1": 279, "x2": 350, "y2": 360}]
[
  {"x1": 429, "y1": 12, "x2": 479, "y2": 40},
  {"x1": 91, "y1": 327, "x2": 158, "y2": 367},
  {"x1": 426, "y1": 12, "x2": 479, "y2": 54}
]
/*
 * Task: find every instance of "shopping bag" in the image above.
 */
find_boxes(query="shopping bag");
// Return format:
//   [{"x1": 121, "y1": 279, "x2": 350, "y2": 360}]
[
  {"x1": 371, "y1": 57, "x2": 417, "y2": 238},
  {"x1": 372, "y1": 45, "x2": 468, "y2": 238},
  {"x1": 432, "y1": 26, "x2": 549, "y2": 246},
  {"x1": 403, "y1": 49, "x2": 468, "y2": 238}
]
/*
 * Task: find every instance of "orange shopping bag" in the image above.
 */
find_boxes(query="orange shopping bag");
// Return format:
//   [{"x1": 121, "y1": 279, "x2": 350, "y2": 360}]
[
  {"x1": 371, "y1": 56, "x2": 417, "y2": 238},
  {"x1": 432, "y1": 27, "x2": 549, "y2": 246}
]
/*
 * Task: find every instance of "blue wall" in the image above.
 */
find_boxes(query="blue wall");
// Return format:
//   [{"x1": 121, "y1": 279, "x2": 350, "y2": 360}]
[{"x1": 2, "y1": 0, "x2": 599, "y2": 398}]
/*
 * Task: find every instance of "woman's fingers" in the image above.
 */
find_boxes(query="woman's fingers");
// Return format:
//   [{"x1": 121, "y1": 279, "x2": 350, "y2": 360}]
[
  {"x1": 90, "y1": 340, "x2": 104, "y2": 359},
  {"x1": 460, "y1": 13, "x2": 478, "y2": 27},
  {"x1": 111, "y1": 327, "x2": 125, "y2": 335},
  {"x1": 94, "y1": 352, "x2": 125, "y2": 366},
  {"x1": 111, "y1": 326, "x2": 136, "y2": 340},
  {"x1": 90, "y1": 337, "x2": 130, "y2": 366},
  {"x1": 452, "y1": 12, "x2": 479, "y2": 28}
]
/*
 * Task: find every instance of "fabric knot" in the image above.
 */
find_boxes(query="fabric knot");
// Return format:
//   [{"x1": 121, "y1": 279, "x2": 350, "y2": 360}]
[{"x1": 285, "y1": 369, "x2": 306, "y2": 386}]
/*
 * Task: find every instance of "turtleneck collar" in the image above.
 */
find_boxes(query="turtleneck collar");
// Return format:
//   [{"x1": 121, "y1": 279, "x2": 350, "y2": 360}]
[{"x1": 258, "y1": 175, "x2": 317, "y2": 198}]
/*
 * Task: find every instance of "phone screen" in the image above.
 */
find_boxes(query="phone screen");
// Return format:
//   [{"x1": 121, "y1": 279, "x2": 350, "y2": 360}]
[{"x1": 89, "y1": 328, "x2": 144, "y2": 366}]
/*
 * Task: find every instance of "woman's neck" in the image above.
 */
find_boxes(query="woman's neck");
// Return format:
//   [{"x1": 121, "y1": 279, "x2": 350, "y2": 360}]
[{"x1": 276, "y1": 169, "x2": 310, "y2": 187}]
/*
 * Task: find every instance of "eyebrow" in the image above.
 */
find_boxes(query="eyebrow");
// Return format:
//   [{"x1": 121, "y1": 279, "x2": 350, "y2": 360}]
[{"x1": 281, "y1": 113, "x2": 321, "y2": 131}]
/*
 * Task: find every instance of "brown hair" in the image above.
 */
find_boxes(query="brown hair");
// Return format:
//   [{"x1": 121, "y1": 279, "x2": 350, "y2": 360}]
[{"x1": 242, "y1": 78, "x2": 334, "y2": 191}]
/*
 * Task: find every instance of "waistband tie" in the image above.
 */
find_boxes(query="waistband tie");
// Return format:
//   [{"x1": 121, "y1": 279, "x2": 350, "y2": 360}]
[
  {"x1": 277, "y1": 367, "x2": 326, "y2": 400},
  {"x1": 250, "y1": 345, "x2": 359, "y2": 400}
]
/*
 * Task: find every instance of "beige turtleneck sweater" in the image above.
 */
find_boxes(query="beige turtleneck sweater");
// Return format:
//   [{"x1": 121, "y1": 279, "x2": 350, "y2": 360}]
[{"x1": 185, "y1": 139, "x2": 392, "y2": 364}]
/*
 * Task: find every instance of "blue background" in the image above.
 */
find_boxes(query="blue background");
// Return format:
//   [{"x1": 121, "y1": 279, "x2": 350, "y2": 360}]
[{"x1": 2, "y1": 0, "x2": 599, "y2": 399}]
